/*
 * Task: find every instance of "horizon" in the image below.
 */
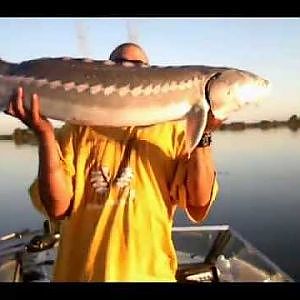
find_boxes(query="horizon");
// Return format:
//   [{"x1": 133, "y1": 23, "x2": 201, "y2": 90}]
[
  {"x1": 1, "y1": 113, "x2": 299, "y2": 137},
  {"x1": 0, "y1": 17, "x2": 299, "y2": 134}
]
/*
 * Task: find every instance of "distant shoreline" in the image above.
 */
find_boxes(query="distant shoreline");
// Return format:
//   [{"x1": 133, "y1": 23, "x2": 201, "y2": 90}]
[
  {"x1": 219, "y1": 115, "x2": 300, "y2": 131},
  {"x1": 1, "y1": 115, "x2": 299, "y2": 145},
  {"x1": 0, "y1": 135, "x2": 13, "y2": 140}
]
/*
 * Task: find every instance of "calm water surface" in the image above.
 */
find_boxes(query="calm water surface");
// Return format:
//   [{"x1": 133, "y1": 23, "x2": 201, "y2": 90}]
[{"x1": 0, "y1": 128, "x2": 299, "y2": 280}]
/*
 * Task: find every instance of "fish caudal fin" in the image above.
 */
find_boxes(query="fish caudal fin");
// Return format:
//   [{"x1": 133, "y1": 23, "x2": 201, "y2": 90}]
[{"x1": 186, "y1": 99, "x2": 210, "y2": 158}]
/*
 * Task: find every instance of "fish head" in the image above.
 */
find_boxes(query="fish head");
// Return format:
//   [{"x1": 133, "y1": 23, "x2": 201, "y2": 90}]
[
  {"x1": 205, "y1": 69, "x2": 270, "y2": 121},
  {"x1": 0, "y1": 80, "x2": 12, "y2": 111},
  {"x1": 0, "y1": 59, "x2": 13, "y2": 75},
  {"x1": 0, "y1": 60, "x2": 15, "y2": 111}
]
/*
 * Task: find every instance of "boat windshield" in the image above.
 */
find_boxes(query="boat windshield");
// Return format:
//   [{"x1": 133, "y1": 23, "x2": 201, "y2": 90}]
[{"x1": 173, "y1": 225, "x2": 293, "y2": 282}]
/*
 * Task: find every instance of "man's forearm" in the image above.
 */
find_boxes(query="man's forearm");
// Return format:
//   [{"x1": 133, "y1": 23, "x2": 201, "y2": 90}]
[
  {"x1": 38, "y1": 132, "x2": 73, "y2": 219},
  {"x1": 186, "y1": 146, "x2": 216, "y2": 207}
]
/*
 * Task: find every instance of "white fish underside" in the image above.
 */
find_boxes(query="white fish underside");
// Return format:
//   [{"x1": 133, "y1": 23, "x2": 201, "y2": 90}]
[
  {"x1": 0, "y1": 73, "x2": 202, "y2": 126},
  {"x1": 0, "y1": 78, "x2": 207, "y2": 154},
  {"x1": 0, "y1": 57, "x2": 270, "y2": 153},
  {"x1": 37, "y1": 96, "x2": 193, "y2": 127}
]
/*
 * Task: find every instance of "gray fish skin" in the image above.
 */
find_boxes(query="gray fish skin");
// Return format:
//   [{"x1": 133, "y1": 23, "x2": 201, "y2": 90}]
[{"x1": 0, "y1": 57, "x2": 270, "y2": 154}]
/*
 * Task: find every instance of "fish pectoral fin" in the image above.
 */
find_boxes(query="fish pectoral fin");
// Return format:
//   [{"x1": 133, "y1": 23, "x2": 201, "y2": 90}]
[{"x1": 186, "y1": 101, "x2": 210, "y2": 157}]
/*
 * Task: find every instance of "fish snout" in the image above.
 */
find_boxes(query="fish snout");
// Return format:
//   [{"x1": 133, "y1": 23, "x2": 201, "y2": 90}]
[{"x1": 205, "y1": 70, "x2": 270, "y2": 121}]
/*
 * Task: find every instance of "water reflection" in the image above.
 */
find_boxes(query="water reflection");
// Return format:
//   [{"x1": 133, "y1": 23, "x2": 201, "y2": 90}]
[
  {"x1": 0, "y1": 141, "x2": 43, "y2": 237},
  {"x1": 175, "y1": 128, "x2": 300, "y2": 280},
  {"x1": 0, "y1": 128, "x2": 300, "y2": 280}
]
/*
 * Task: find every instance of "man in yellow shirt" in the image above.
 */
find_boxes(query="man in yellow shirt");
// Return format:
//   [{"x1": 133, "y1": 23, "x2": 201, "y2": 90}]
[{"x1": 5, "y1": 43, "x2": 219, "y2": 281}]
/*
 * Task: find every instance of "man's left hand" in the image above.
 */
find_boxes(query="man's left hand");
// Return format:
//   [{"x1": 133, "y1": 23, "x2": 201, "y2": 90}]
[{"x1": 205, "y1": 110, "x2": 223, "y2": 133}]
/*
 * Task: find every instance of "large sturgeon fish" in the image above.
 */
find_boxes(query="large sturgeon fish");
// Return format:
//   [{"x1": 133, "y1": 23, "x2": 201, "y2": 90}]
[{"x1": 0, "y1": 57, "x2": 270, "y2": 154}]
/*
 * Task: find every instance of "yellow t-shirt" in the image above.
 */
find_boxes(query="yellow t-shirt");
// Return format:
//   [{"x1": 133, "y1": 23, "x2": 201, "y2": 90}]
[{"x1": 29, "y1": 121, "x2": 218, "y2": 282}]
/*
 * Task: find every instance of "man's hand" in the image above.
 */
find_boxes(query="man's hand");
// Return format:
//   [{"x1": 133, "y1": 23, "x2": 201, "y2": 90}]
[
  {"x1": 205, "y1": 110, "x2": 223, "y2": 133},
  {"x1": 4, "y1": 87, "x2": 54, "y2": 137},
  {"x1": 5, "y1": 87, "x2": 73, "y2": 219}
]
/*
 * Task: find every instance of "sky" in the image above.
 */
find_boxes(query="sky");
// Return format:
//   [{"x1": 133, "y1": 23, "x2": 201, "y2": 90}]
[{"x1": 0, "y1": 17, "x2": 299, "y2": 134}]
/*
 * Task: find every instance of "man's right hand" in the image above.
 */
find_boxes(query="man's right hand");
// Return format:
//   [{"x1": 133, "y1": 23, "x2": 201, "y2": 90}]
[
  {"x1": 5, "y1": 86, "x2": 72, "y2": 219},
  {"x1": 4, "y1": 86, "x2": 54, "y2": 137}
]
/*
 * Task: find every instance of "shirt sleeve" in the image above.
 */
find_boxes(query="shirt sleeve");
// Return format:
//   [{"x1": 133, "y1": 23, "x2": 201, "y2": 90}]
[
  {"x1": 28, "y1": 123, "x2": 76, "y2": 217},
  {"x1": 170, "y1": 123, "x2": 219, "y2": 223}
]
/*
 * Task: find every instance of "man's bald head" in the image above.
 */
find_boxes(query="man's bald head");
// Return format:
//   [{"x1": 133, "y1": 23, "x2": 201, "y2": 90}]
[{"x1": 109, "y1": 43, "x2": 149, "y2": 65}]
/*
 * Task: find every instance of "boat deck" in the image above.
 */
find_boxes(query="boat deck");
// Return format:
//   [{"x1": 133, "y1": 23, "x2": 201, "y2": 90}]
[{"x1": 0, "y1": 224, "x2": 294, "y2": 282}]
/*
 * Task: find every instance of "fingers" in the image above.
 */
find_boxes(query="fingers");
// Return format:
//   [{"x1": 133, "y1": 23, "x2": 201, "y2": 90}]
[
  {"x1": 4, "y1": 87, "x2": 48, "y2": 134},
  {"x1": 4, "y1": 100, "x2": 16, "y2": 117},
  {"x1": 4, "y1": 88, "x2": 22, "y2": 118},
  {"x1": 15, "y1": 87, "x2": 26, "y2": 119},
  {"x1": 7, "y1": 88, "x2": 26, "y2": 120},
  {"x1": 31, "y1": 93, "x2": 41, "y2": 125},
  {"x1": 205, "y1": 109, "x2": 223, "y2": 132}
]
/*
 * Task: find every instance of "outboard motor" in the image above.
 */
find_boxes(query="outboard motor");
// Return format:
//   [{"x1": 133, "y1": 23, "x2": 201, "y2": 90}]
[{"x1": 21, "y1": 220, "x2": 60, "y2": 282}]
